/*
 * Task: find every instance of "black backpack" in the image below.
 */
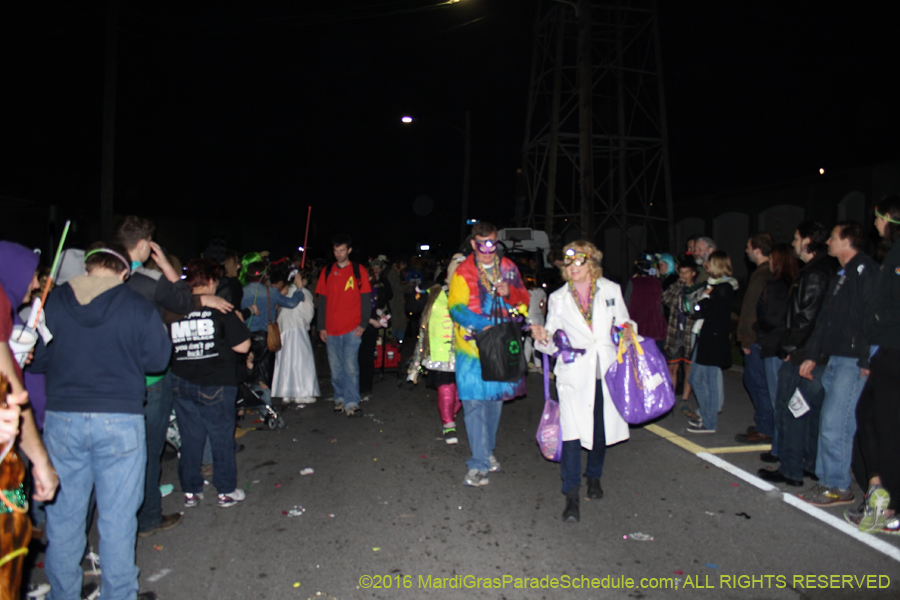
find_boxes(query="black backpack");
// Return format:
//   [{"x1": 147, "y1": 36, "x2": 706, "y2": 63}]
[{"x1": 323, "y1": 261, "x2": 363, "y2": 288}]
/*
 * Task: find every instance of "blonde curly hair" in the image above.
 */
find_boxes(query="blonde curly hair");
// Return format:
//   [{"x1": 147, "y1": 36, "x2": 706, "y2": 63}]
[{"x1": 560, "y1": 240, "x2": 603, "y2": 281}]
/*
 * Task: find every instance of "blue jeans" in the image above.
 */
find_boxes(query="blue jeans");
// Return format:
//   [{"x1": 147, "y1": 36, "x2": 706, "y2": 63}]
[
  {"x1": 743, "y1": 344, "x2": 773, "y2": 436},
  {"x1": 44, "y1": 411, "x2": 146, "y2": 600},
  {"x1": 138, "y1": 372, "x2": 173, "y2": 533},
  {"x1": 561, "y1": 379, "x2": 606, "y2": 494},
  {"x1": 816, "y1": 356, "x2": 867, "y2": 490},
  {"x1": 774, "y1": 361, "x2": 824, "y2": 481},
  {"x1": 462, "y1": 399, "x2": 503, "y2": 473},
  {"x1": 689, "y1": 345, "x2": 723, "y2": 431},
  {"x1": 763, "y1": 356, "x2": 782, "y2": 455},
  {"x1": 326, "y1": 331, "x2": 363, "y2": 409},
  {"x1": 172, "y1": 376, "x2": 238, "y2": 495}
]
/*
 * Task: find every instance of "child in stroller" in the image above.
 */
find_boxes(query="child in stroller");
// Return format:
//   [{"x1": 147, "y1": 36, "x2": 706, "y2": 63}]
[{"x1": 241, "y1": 349, "x2": 285, "y2": 430}]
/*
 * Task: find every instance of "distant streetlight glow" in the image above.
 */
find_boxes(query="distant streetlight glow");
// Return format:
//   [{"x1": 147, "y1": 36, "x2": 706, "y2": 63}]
[
  {"x1": 297, "y1": 246, "x2": 304, "y2": 252},
  {"x1": 420, "y1": 244, "x2": 430, "y2": 251},
  {"x1": 401, "y1": 116, "x2": 413, "y2": 123},
  {"x1": 819, "y1": 168, "x2": 825, "y2": 175}
]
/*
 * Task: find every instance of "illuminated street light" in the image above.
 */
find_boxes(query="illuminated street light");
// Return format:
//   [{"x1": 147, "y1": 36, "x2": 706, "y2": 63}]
[
  {"x1": 819, "y1": 168, "x2": 825, "y2": 175},
  {"x1": 401, "y1": 116, "x2": 414, "y2": 123}
]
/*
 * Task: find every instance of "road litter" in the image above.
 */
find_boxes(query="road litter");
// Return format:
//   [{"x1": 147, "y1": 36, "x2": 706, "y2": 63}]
[
  {"x1": 275, "y1": 483, "x2": 282, "y2": 488},
  {"x1": 146, "y1": 568, "x2": 171, "y2": 583},
  {"x1": 300, "y1": 468, "x2": 314, "y2": 475},
  {"x1": 704, "y1": 511, "x2": 719, "y2": 517},
  {"x1": 735, "y1": 512, "x2": 751, "y2": 519},
  {"x1": 293, "y1": 583, "x2": 301, "y2": 588},
  {"x1": 706, "y1": 563, "x2": 718, "y2": 569},
  {"x1": 673, "y1": 571, "x2": 684, "y2": 575},
  {"x1": 153, "y1": 545, "x2": 163, "y2": 551},
  {"x1": 372, "y1": 547, "x2": 381, "y2": 552},
  {"x1": 729, "y1": 483, "x2": 739, "y2": 487},
  {"x1": 328, "y1": 514, "x2": 335, "y2": 518},
  {"x1": 159, "y1": 484, "x2": 174, "y2": 497},
  {"x1": 285, "y1": 505, "x2": 306, "y2": 517},
  {"x1": 626, "y1": 532, "x2": 654, "y2": 541}
]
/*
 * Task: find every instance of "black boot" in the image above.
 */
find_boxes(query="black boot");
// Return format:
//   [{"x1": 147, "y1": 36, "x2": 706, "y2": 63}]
[
  {"x1": 562, "y1": 488, "x2": 580, "y2": 523},
  {"x1": 586, "y1": 477, "x2": 604, "y2": 500}
]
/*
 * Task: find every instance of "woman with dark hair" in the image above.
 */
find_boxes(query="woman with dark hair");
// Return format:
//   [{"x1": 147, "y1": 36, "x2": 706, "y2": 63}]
[
  {"x1": 849, "y1": 195, "x2": 900, "y2": 533},
  {"x1": 170, "y1": 259, "x2": 250, "y2": 509},
  {"x1": 686, "y1": 251, "x2": 738, "y2": 434},
  {"x1": 358, "y1": 259, "x2": 393, "y2": 401},
  {"x1": 753, "y1": 244, "x2": 798, "y2": 457}
]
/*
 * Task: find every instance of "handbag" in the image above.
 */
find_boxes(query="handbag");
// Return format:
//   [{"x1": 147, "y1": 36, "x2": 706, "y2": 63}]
[
  {"x1": 604, "y1": 324, "x2": 675, "y2": 424},
  {"x1": 474, "y1": 296, "x2": 526, "y2": 382},
  {"x1": 535, "y1": 353, "x2": 562, "y2": 462},
  {"x1": 265, "y1": 282, "x2": 282, "y2": 353}
]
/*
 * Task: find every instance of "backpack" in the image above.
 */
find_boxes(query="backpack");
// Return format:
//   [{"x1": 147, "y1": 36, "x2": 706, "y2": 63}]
[{"x1": 323, "y1": 261, "x2": 363, "y2": 289}]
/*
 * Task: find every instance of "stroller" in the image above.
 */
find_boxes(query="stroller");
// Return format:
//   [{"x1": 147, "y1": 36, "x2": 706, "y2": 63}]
[{"x1": 241, "y1": 334, "x2": 285, "y2": 430}]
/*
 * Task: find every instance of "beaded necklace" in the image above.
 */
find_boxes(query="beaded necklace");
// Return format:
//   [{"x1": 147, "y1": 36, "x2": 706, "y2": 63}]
[
  {"x1": 476, "y1": 255, "x2": 500, "y2": 295},
  {"x1": 568, "y1": 278, "x2": 597, "y2": 328}
]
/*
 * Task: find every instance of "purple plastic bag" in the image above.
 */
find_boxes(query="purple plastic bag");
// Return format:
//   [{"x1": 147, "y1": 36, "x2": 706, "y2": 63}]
[
  {"x1": 535, "y1": 353, "x2": 562, "y2": 462},
  {"x1": 604, "y1": 326, "x2": 675, "y2": 425}
]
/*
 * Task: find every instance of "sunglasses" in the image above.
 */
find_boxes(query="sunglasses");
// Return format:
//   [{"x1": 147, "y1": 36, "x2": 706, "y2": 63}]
[
  {"x1": 475, "y1": 239, "x2": 498, "y2": 254},
  {"x1": 564, "y1": 251, "x2": 591, "y2": 266}
]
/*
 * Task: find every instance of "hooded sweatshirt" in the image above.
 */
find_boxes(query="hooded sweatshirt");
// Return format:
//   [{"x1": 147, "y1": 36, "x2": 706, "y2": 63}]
[
  {"x1": 0, "y1": 240, "x2": 48, "y2": 426},
  {"x1": 30, "y1": 274, "x2": 172, "y2": 415}
]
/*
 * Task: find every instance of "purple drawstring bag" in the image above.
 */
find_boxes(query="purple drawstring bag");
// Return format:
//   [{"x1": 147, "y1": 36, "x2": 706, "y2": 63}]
[
  {"x1": 535, "y1": 353, "x2": 562, "y2": 462},
  {"x1": 604, "y1": 325, "x2": 675, "y2": 424}
]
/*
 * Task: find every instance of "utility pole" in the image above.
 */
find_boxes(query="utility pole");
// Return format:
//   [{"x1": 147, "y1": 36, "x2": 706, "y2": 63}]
[{"x1": 100, "y1": 0, "x2": 118, "y2": 239}]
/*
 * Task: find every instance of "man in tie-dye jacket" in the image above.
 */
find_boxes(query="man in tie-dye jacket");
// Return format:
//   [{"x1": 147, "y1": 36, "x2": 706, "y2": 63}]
[{"x1": 448, "y1": 222, "x2": 530, "y2": 487}]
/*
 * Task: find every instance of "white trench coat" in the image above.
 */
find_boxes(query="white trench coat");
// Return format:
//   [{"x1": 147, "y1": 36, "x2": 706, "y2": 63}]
[{"x1": 536, "y1": 278, "x2": 634, "y2": 450}]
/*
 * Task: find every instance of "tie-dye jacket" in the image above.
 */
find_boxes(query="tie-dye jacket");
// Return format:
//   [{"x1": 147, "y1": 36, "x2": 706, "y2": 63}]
[{"x1": 448, "y1": 254, "x2": 530, "y2": 401}]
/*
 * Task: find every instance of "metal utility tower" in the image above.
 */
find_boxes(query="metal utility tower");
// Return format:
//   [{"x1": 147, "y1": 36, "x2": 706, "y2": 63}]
[{"x1": 520, "y1": 0, "x2": 674, "y2": 280}]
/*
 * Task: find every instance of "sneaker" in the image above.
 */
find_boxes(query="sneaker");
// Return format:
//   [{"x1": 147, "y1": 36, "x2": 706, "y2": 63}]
[
  {"x1": 843, "y1": 498, "x2": 866, "y2": 527},
  {"x1": 443, "y1": 427, "x2": 458, "y2": 445},
  {"x1": 798, "y1": 484, "x2": 854, "y2": 507},
  {"x1": 879, "y1": 515, "x2": 900, "y2": 535},
  {"x1": 345, "y1": 405, "x2": 362, "y2": 417},
  {"x1": 464, "y1": 469, "x2": 489, "y2": 487},
  {"x1": 859, "y1": 485, "x2": 892, "y2": 533},
  {"x1": 333, "y1": 401, "x2": 344, "y2": 412},
  {"x1": 488, "y1": 455, "x2": 500, "y2": 472},
  {"x1": 184, "y1": 492, "x2": 203, "y2": 508},
  {"x1": 137, "y1": 512, "x2": 184, "y2": 538},
  {"x1": 686, "y1": 423, "x2": 715, "y2": 434},
  {"x1": 217, "y1": 488, "x2": 246, "y2": 508},
  {"x1": 361, "y1": 394, "x2": 371, "y2": 402},
  {"x1": 687, "y1": 418, "x2": 703, "y2": 429}
]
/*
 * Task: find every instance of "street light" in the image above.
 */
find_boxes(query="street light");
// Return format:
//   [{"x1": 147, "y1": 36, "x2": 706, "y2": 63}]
[{"x1": 401, "y1": 111, "x2": 471, "y2": 241}]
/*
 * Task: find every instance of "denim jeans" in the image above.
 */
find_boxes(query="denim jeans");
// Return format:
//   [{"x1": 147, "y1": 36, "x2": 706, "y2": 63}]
[
  {"x1": 561, "y1": 379, "x2": 606, "y2": 494},
  {"x1": 44, "y1": 411, "x2": 146, "y2": 600},
  {"x1": 138, "y1": 372, "x2": 173, "y2": 533},
  {"x1": 816, "y1": 356, "x2": 867, "y2": 490},
  {"x1": 688, "y1": 345, "x2": 723, "y2": 431},
  {"x1": 763, "y1": 356, "x2": 782, "y2": 455},
  {"x1": 326, "y1": 331, "x2": 363, "y2": 409},
  {"x1": 462, "y1": 399, "x2": 503, "y2": 473},
  {"x1": 774, "y1": 361, "x2": 824, "y2": 481},
  {"x1": 172, "y1": 376, "x2": 238, "y2": 495},
  {"x1": 743, "y1": 344, "x2": 773, "y2": 436}
]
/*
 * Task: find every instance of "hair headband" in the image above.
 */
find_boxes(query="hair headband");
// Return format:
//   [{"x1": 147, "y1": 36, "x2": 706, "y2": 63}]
[
  {"x1": 875, "y1": 209, "x2": 900, "y2": 225},
  {"x1": 84, "y1": 248, "x2": 132, "y2": 278}
]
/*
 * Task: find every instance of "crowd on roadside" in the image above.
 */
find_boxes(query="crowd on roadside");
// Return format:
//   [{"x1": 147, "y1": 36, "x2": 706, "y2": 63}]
[{"x1": 3, "y1": 198, "x2": 900, "y2": 598}]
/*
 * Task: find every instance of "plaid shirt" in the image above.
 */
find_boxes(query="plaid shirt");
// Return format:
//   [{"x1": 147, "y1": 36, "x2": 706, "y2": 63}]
[{"x1": 661, "y1": 281, "x2": 704, "y2": 353}]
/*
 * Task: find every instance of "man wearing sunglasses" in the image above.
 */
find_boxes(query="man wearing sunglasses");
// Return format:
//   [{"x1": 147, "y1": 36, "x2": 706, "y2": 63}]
[{"x1": 448, "y1": 222, "x2": 530, "y2": 487}]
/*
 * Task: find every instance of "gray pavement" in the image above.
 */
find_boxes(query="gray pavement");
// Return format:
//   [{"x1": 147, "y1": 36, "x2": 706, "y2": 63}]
[{"x1": 27, "y1": 365, "x2": 900, "y2": 599}]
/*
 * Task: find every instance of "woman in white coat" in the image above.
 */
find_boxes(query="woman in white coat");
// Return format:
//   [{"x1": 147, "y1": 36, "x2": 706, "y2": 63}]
[{"x1": 532, "y1": 241, "x2": 632, "y2": 523}]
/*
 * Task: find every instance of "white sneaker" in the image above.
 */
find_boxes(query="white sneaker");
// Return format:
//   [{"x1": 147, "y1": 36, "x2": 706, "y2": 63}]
[
  {"x1": 217, "y1": 488, "x2": 246, "y2": 508},
  {"x1": 296, "y1": 397, "x2": 317, "y2": 404},
  {"x1": 184, "y1": 492, "x2": 204, "y2": 508},
  {"x1": 464, "y1": 469, "x2": 489, "y2": 487},
  {"x1": 488, "y1": 455, "x2": 500, "y2": 472}
]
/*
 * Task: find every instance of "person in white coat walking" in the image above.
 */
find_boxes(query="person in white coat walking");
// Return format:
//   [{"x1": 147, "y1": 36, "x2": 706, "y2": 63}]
[{"x1": 532, "y1": 241, "x2": 633, "y2": 522}]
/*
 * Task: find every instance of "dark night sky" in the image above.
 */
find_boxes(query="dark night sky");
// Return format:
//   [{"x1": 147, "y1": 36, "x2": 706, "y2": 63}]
[{"x1": 2, "y1": 1, "x2": 898, "y2": 258}]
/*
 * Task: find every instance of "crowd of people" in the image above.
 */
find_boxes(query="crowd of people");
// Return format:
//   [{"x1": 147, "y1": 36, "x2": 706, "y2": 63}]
[{"x1": 2, "y1": 200, "x2": 900, "y2": 598}]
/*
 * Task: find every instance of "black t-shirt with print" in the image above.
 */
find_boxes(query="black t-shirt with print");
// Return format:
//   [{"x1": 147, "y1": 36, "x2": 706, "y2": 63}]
[{"x1": 170, "y1": 309, "x2": 250, "y2": 386}]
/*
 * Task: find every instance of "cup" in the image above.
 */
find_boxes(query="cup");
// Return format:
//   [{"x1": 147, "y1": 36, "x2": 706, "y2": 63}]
[{"x1": 8, "y1": 325, "x2": 38, "y2": 368}]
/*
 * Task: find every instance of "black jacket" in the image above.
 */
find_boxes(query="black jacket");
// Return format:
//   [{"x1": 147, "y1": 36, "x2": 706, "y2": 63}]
[
  {"x1": 804, "y1": 251, "x2": 879, "y2": 368},
  {"x1": 126, "y1": 266, "x2": 193, "y2": 319},
  {"x1": 694, "y1": 281, "x2": 735, "y2": 369},
  {"x1": 865, "y1": 242, "x2": 900, "y2": 350},
  {"x1": 754, "y1": 278, "x2": 790, "y2": 359},
  {"x1": 778, "y1": 254, "x2": 839, "y2": 364}
]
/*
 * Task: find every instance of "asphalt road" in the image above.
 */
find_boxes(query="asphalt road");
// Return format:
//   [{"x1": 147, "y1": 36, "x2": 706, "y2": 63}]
[{"x1": 26, "y1": 360, "x2": 900, "y2": 600}]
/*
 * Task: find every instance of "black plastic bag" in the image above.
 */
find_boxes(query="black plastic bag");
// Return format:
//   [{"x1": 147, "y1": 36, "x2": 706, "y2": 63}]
[{"x1": 475, "y1": 320, "x2": 526, "y2": 382}]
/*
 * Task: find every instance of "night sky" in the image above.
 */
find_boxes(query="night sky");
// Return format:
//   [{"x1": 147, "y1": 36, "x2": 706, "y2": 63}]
[{"x1": 2, "y1": 1, "x2": 897, "y2": 259}]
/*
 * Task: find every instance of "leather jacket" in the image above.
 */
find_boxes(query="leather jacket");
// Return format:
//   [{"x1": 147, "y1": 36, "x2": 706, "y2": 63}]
[{"x1": 778, "y1": 254, "x2": 838, "y2": 364}]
